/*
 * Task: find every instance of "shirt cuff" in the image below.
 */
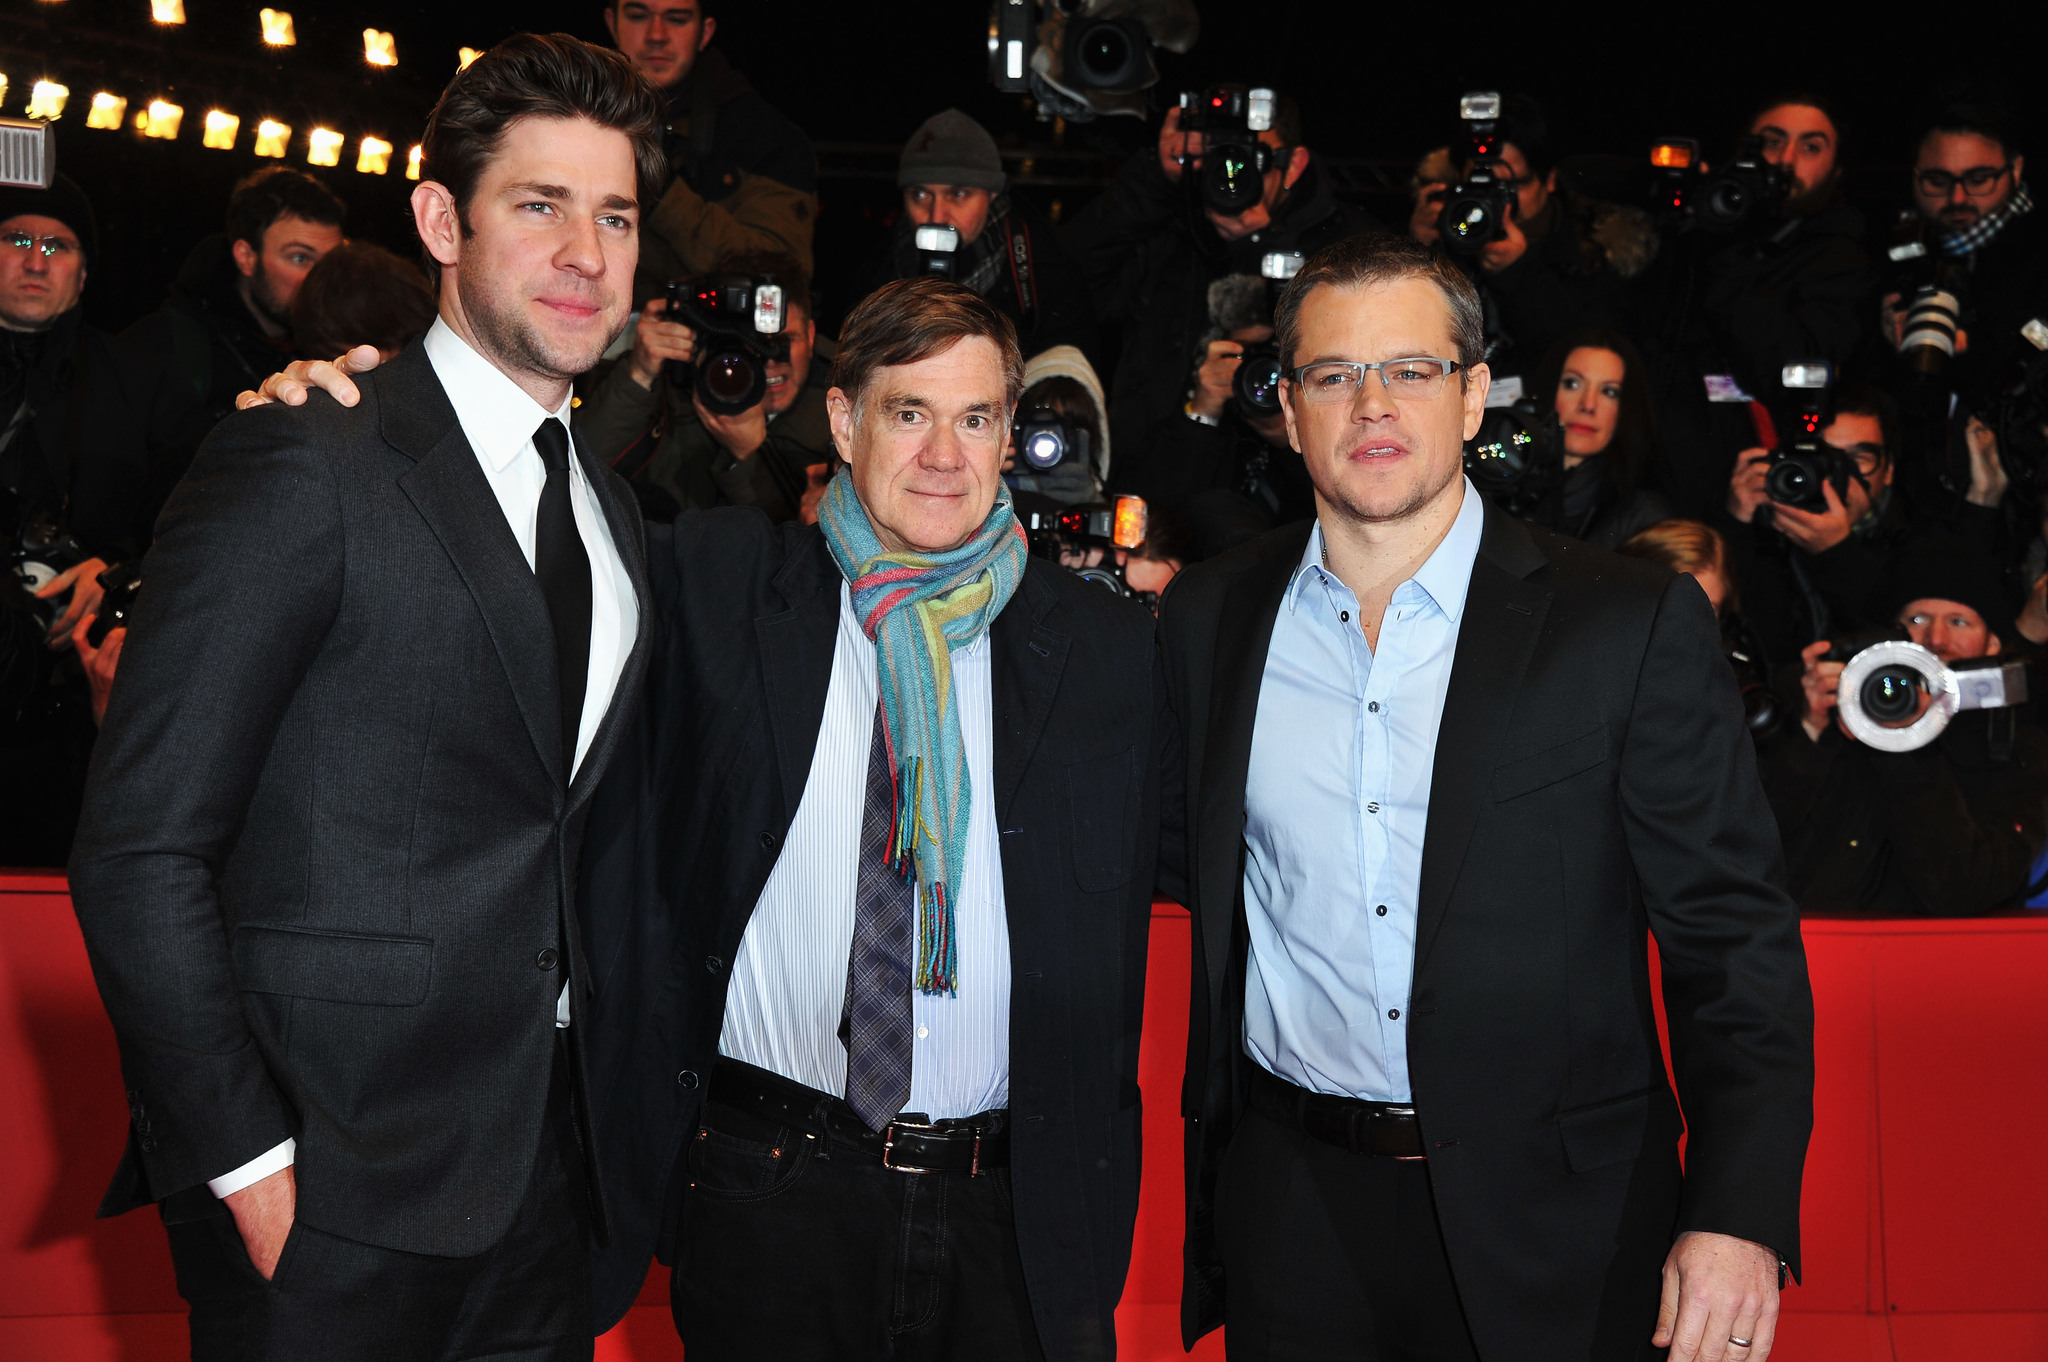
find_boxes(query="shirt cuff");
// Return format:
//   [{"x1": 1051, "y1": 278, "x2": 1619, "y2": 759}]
[{"x1": 208, "y1": 1139, "x2": 296, "y2": 1198}]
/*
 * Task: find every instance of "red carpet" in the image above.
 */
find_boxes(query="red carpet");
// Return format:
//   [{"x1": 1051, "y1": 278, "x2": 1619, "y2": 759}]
[{"x1": 4, "y1": 876, "x2": 2045, "y2": 1359}]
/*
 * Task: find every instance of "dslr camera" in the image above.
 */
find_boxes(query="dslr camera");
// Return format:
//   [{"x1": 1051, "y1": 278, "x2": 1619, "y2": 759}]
[
  {"x1": 1015, "y1": 404, "x2": 1094, "y2": 472},
  {"x1": 3, "y1": 491, "x2": 86, "y2": 633},
  {"x1": 1225, "y1": 251, "x2": 1304, "y2": 420},
  {"x1": 1829, "y1": 631, "x2": 2028, "y2": 752},
  {"x1": 1760, "y1": 361, "x2": 1859, "y2": 514},
  {"x1": 1462, "y1": 396, "x2": 1565, "y2": 515},
  {"x1": 1886, "y1": 216, "x2": 1967, "y2": 379},
  {"x1": 1175, "y1": 85, "x2": 1282, "y2": 216},
  {"x1": 1020, "y1": 496, "x2": 1155, "y2": 605},
  {"x1": 662, "y1": 274, "x2": 789, "y2": 416},
  {"x1": 1438, "y1": 91, "x2": 1513, "y2": 258},
  {"x1": 1644, "y1": 134, "x2": 1787, "y2": 232}
]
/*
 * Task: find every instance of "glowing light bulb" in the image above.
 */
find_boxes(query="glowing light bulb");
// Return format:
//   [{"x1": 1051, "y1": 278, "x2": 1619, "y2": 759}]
[
  {"x1": 202, "y1": 110, "x2": 239, "y2": 150},
  {"x1": 307, "y1": 127, "x2": 344, "y2": 167},
  {"x1": 254, "y1": 119, "x2": 292, "y2": 158},
  {"x1": 406, "y1": 144, "x2": 424, "y2": 181},
  {"x1": 151, "y1": 0, "x2": 186, "y2": 23},
  {"x1": 140, "y1": 99, "x2": 184, "y2": 140},
  {"x1": 26, "y1": 81, "x2": 70, "y2": 121},
  {"x1": 356, "y1": 135, "x2": 393, "y2": 175},
  {"x1": 86, "y1": 92, "x2": 128, "y2": 131},
  {"x1": 363, "y1": 29, "x2": 397, "y2": 67},
  {"x1": 259, "y1": 9, "x2": 296, "y2": 45},
  {"x1": 458, "y1": 47, "x2": 484, "y2": 71}
]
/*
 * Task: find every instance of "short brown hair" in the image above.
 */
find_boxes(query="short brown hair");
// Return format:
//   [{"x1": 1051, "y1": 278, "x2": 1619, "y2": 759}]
[
  {"x1": 292, "y1": 242, "x2": 437, "y2": 360},
  {"x1": 832, "y1": 277, "x2": 1023, "y2": 416},
  {"x1": 1273, "y1": 233, "x2": 1484, "y2": 378},
  {"x1": 418, "y1": 32, "x2": 665, "y2": 231},
  {"x1": 1617, "y1": 519, "x2": 1727, "y2": 578}
]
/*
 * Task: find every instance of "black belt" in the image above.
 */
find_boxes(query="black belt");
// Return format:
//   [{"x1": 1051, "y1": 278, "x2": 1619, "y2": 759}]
[
  {"x1": 707, "y1": 1058, "x2": 1009, "y2": 1176},
  {"x1": 1247, "y1": 1062, "x2": 1427, "y2": 1159}
]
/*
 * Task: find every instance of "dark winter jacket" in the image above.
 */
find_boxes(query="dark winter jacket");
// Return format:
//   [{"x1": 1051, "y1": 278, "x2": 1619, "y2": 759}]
[
  {"x1": 1063, "y1": 150, "x2": 1382, "y2": 464},
  {"x1": 1512, "y1": 457, "x2": 1672, "y2": 552},
  {"x1": 1484, "y1": 195, "x2": 1653, "y2": 384},
  {"x1": 120, "y1": 235, "x2": 297, "y2": 440}
]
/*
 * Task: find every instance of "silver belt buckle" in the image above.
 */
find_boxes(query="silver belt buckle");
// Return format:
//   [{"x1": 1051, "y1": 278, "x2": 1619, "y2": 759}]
[{"x1": 881, "y1": 1119, "x2": 944, "y2": 1174}]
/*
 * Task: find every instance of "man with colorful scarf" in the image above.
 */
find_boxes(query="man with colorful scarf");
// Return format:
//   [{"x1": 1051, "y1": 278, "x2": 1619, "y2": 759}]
[{"x1": 573, "y1": 276, "x2": 1177, "y2": 1360}]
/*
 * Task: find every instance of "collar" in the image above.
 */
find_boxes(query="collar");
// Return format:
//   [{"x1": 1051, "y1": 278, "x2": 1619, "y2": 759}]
[
  {"x1": 1286, "y1": 476, "x2": 1485, "y2": 620},
  {"x1": 421, "y1": 316, "x2": 574, "y2": 472}
]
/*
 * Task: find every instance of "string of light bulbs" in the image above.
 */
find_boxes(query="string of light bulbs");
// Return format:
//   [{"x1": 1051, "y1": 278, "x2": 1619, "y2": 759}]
[{"x1": 0, "y1": 8, "x2": 486, "y2": 179}]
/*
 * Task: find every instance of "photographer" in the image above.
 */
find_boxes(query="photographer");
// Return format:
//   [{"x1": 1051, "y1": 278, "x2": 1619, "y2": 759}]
[
  {"x1": 1511, "y1": 329, "x2": 1671, "y2": 549},
  {"x1": 1003, "y1": 344, "x2": 1109, "y2": 505},
  {"x1": 604, "y1": 0, "x2": 819, "y2": 297},
  {"x1": 1411, "y1": 96, "x2": 1643, "y2": 383},
  {"x1": 1721, "y1": 384, "x2": 1930, "y2": 666},
  {"x1": 122, "y1": 166, "x2": 345, "y2": 431},
  {"x1": 1760, "y1": 537, "x2": 2048, "y2": 916},
  {"x1": 1115, "y1": 273, "x2": 1313, "y2": 559},
  {"x1": 1063, "y1": 85, "x2": 1380, "y2": 462},
  {"x1": 1637, "y1": 94, "x2": 1877, "y2": 520},
  {"x1": 852, "y1": 108, "x2": 1099, "y2": 365},
  {"x1": 579, "y1": 250, "x2": 829, "y2": 523}
]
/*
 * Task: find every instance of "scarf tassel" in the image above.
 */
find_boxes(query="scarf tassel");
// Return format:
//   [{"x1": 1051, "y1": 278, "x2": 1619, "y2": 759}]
[{"x1": 889, "y1": 754, "x2": 958, "y2": 997}]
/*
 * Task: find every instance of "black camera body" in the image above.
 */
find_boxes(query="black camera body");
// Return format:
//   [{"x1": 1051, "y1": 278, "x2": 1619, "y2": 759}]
[
  {"x1": 4, "y1": 492, "x2": 86, "y2": 633},
  {"x1": 1886, "y1": 214, "x2": 1968, "y2": 381},
  {"x1": 1723, "y1": 614, "x2": 1785, "y2": 741},
  {"x1": 1463, "y1": 396, "x2": 1565, "y2": 515},
  {"x1": 1758, "y1": 360, "x2": 1854, "y2": 514},
  {"x1": 1020, "y1": 498, "x2": 1155, "y2": 607},
  {"x1": 663, "y1": 274, "x2": 790, "y2": 416},
  {"x1": 87, "y1": 560, "x2": 140, "y2": 648},
  {"x1": 1016, "y1": 405, "x2": 1093, "y2": 472},
  {"x1": 1438, "y1": 91, "x2": 1513, "y2": 258},
  {"x1": 1695, "y1": 135, "x2": 1789, "y2": 232},
  {"x1": 1176, "y1": 86, "x2": 1281, "y2": 217},
  {"x1": 1231, "y1": 340, "x2": 1285, "y2": 418}
]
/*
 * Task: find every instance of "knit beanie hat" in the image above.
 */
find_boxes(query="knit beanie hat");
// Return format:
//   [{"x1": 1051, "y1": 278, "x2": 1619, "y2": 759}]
[
  {"x1": 0, "y1": 173, "x2": 99, "y2": 263},
  {"x1": 898, "y1": 109, "x2": 1007, "y2": 193},
  {"x1": 1883, "y1": 529, "x2": 2016, "y2": 642}
]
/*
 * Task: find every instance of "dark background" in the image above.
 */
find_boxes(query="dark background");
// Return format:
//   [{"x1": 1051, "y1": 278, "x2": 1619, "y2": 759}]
[{"x1": 5, "y1": 0, "x2": 2043, "y2": 336}]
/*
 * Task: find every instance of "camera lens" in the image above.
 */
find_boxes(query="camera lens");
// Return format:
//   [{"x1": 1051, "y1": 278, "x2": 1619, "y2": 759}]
[
  {"x1": 1232, "y1": 350, "x2": 1285, "y2": 416},
  {"x1": 1707, "y1": 180, "x2": 1750, "y2": 226},
  {"x1": 1763, "y1": 457, "x2": 1815, "y2": 508},
  {"x1": 1203, "y1": 149, "x2": 1264, "y2": 215},
  {"x1": 1024, "y1": 429, "x2": 1066, "y2": 470},
  {"x1": 696, "y1": 348, "x2": 766, "y2": 415},
  {"x1": 1861, "y1": 667, "x2": 1923, "y2": 724},
  {"x1": 1438, "y1": 188, "x2": 1499, "y2": 256},
  {"x1": 1068, "y1": 19, "x2": 1145, "y2": 90}
]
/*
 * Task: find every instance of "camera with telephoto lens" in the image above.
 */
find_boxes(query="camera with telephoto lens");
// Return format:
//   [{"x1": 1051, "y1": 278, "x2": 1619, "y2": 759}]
[
  {"x1": 1463, "y1": 396, "x2": 1565, "y2": 515},
  {"x1": 1693, "y1": 135, "x2": 1789, "y2": 232},
  {"x1": 663, "y1": 274, "x2": 790, "y2": 417},
  {"x1": 1759, "y1": 361, "x2": 1858, "y2": 514},
  {"x1": 1020, "y1": 496, "x2": 1154, "y2": 605},
  {"x1": 1438, "y1": 91, "x2": 1514, "y2": 258},
  {"x1": 1826, "y1": 628, "x2": 2029, "y2": 752},
  {"x1": 1885, "y1": 215, "x2": 1967, "y2": 380},
  {"x1": 1016, "y1": 405, "x2": 1094, "y2": 472},
  {"x1": 1176, "y1": 86, "x2": 1282, "y2": 216}
]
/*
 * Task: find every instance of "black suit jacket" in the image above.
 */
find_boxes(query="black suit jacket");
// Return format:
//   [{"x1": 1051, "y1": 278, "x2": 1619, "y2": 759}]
[
  {"x1": 1160, "y1": 507, "x2": 1813, "y2": 1359},
  {"x1": 577, "y1": 510, "x2": 1178, "y2": 1358},
  {"x1": 68, "y1": 341, "x2": 651, "y2": 1258}
]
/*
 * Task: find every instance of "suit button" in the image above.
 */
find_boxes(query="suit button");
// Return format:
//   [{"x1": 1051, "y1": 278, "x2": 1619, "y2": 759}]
[
  {"x1": 759, "y1": 831, "x2": 780, "y2": 851},
  {"x1": 678, "y1": 1070, "x2": 700, "y2": 1089},
  {"x1": 536, "y1": 948, "x2": 559, "y2": 971},
  {"x1": 705, "y1": 955, "x2": 724, "y2": 974}
]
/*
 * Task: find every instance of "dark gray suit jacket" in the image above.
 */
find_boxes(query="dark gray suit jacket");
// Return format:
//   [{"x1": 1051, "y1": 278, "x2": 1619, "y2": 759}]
[
  {"x1": 1162, "y1": 506, "x2": 1814, "y2": 1359},
  {"x1": 69, "y1": 340, "x2": 651, "y2": 1258}
]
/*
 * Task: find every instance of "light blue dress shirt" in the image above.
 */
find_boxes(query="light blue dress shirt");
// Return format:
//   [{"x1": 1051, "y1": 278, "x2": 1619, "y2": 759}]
[{"x1": 1242, "y1": 479, "x2": 1485, "y2": 1102}]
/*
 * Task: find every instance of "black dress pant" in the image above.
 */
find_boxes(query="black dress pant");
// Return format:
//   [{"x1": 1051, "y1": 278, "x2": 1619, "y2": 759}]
[
  {"x1": 1216, "y1": 1107, "x2": 1482, "y2": 1362},
  {"x1": 161, "y1": 1039, "x2": 594, "y2": 1362},
  {"x1": 674, "y1": 1088, "x2": 1045, "y2": 1362}
]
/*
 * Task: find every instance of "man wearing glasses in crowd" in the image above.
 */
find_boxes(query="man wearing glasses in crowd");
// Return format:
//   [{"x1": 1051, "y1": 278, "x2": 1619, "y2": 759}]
[{"x1": 1161, "y1": 232, "x2": 1813, "y2": 1362}]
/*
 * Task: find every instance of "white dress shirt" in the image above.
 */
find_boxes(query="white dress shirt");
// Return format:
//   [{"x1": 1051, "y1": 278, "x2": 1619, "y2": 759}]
[
  {"x1": 209, "y1": 319, "x2": 637, "y2": 1198},
  {"x1": 1242, "y1": 479, "x2": 1484, "y2": 1102},
  {"x1": 718, "y1": 582, "x2": 1012, "y2": 1120}
]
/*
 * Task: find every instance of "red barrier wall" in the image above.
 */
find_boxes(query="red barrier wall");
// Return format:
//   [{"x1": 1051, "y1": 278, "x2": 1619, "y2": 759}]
[{"x1": 4, "y1": 879, "x2": 2044, "y2": 1360}]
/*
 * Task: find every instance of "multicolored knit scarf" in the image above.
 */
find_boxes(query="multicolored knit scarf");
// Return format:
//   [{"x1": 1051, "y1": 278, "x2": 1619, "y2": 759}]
[{"x1": 818, "y1": 471, "x2": 1028, "y2": 996}]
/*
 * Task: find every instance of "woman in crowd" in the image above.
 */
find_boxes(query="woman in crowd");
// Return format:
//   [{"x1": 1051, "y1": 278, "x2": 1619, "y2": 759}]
[{"x1": 1527, "y1": 328, "x2": 1670, "y2": 549}]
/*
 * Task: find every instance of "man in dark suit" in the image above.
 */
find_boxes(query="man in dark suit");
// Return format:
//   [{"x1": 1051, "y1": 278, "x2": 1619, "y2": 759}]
[
  {"x1": 575, "y1": 276, "x2": 1175, "y2": 1360},
  {"x1": 1159, "y1": 235, "x2": 1814, "y2": 1362},
  {"x1": 67, "y1": 35, "x2": 668, "y2": 1360}
]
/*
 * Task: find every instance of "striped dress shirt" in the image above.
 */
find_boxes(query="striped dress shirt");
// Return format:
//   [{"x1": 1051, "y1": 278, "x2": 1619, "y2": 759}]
[{"x1": 718, "y1": 581, "x2": 1012, "y2": 1119}]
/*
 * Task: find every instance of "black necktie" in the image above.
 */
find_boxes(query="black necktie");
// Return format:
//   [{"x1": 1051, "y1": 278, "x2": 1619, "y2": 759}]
[{"x1": 532, "y1": 418, "x2": 592, "y2": 775}]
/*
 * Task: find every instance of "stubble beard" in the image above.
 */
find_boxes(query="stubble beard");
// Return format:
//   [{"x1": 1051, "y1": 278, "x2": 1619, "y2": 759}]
[
  {"x1": 457, "y1": 253, "x2": 611, "y2": 386},
  {"x1": 1319, "y1": 447, "x2": 1463, "y2": 529}
]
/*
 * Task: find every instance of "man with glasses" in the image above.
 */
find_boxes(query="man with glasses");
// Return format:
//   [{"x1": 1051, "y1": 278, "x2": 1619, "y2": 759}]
[
  {"x1": 1160, "y1": 232, "x2": 1813, "y2": 1361},
  {"x1": 0, "y1": 176, "x2": 191, "y2": 865}
]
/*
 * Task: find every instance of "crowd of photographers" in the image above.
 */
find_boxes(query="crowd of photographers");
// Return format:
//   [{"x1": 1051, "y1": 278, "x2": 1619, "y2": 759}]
[{"x1": 5, "y1": 7, "x2": 2048, "y2": 918}]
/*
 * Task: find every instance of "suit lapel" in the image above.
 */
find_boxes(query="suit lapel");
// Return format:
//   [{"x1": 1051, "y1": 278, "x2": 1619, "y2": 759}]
[
  {"x1": 567, "y1": 435, "x2": 652, "y2": 813},
  {"x1": 1414, "y1": 506, "x2": 1552, "y2": 971},
  {"x1": 384, "y1": 346, "x2": 565, "y2": 790},
  {"x1": 1195, "y1": 526, "x2": 1306, "y2": 1007},
  {"x1": 754, "y1": 529, "x2": 842, "y2": 827},
  {"x1": 990, "y1": 566, "x2": 1068, "y2": 827}
]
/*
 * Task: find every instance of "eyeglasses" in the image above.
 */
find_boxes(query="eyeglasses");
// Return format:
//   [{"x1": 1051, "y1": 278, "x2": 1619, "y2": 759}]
[
  {"x1": 1915, "y1": 165, "x2": 2012, "y2": 197},
  {"x1": 2, "y1": 231, "x2": 79, "y2": 260},
  {"x1": 1290, "y1": 358, "x2": 1465, "y2": 403}
]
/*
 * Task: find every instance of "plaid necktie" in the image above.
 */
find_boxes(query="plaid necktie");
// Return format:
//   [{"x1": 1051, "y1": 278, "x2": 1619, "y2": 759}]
[{"x1": 841, "y1": 703, "x2": 915, "y2": 1131}]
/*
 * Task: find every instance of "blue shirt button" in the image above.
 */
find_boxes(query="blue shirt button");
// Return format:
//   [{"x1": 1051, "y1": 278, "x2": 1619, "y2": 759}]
[{"x1": 1368, "y1": 701, "x2": 1380, "y2": 713}]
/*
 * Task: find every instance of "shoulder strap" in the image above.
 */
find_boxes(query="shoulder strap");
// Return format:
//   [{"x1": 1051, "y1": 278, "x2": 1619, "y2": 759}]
[{"x1": 1003, "y1": 211, "x2": 1039, "y2": 325}]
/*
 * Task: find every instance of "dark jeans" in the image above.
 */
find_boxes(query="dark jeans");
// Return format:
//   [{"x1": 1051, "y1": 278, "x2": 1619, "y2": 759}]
[
  {"x1": 162, "y1": 1041, "x2": 594, "y2": 1362},
  {"x1": 1217, "y1": 1108, "x2": 1481, "y2": 1362},
  {"x1": 674, "y1": 1090, "x2": 1046, "y2": 1361}
]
